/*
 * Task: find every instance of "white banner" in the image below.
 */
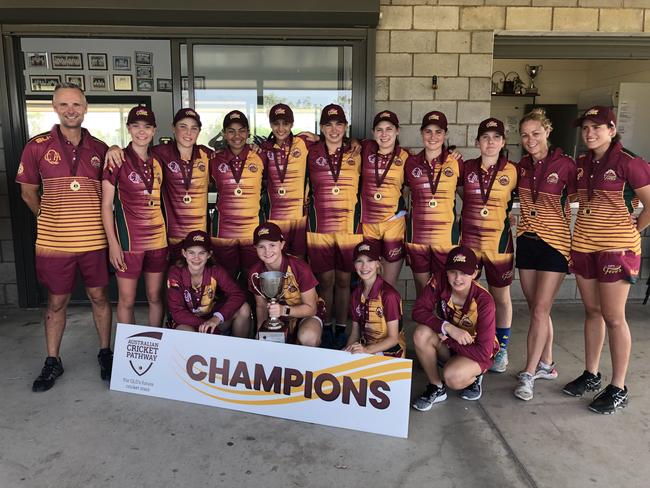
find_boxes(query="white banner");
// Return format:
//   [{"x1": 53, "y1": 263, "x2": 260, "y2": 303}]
[{"x1": 110, "y1": 324, "x2": 412, "y2": 438}]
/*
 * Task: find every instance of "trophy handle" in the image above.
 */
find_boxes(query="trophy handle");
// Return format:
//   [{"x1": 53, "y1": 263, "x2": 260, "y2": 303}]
[{"x1": 250, "y1": 272, "x2": 267, "y2": 299}]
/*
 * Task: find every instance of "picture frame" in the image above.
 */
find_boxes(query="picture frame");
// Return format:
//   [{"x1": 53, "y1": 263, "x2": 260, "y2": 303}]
[
  {"x1": 113, "y1": 55, "x2": 131, "y2": 71},
  {"x1": 113, "y1": 74, "x2": 133, "y2": 91},
  {"x1": 90, "y1": 75, "x2": 108, "y2": 91},
  {"x1": 156, "y1": 78, "x2": 172, "y2": 92},
  {"x1": 51, "y1": 53, "x2": 83, "y2": 70},
  {"x1": 136, "y1": 65, "x2": 153, "y2": 79},
  {"x1": 25, "y1": 52, "x2": 48, "y2": 69},
  {"x1": 137, "y1": 78, "x2": 154, "y2": 92},
  {"x1": 181, "y1": 76, "x2": 206, "y2": 90},
  {"x1": 87, "y1": 53, "x2": 108, "y2": 70},
  {"x1": 64, "y1": 74, "x2": 85, "y2": 91},
  {"x1": 29, "y1": 75, "x2": 61, "y2": 92},
  {"x1": 135, "y1": 51, "x2": 153, "y2": 65}
]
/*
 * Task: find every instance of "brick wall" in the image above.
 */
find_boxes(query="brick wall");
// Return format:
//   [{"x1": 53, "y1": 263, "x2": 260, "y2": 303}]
[
  {"x1": 0, "y1": 124, "x2": 18, "y2": 305},
  {"x1": 378, "y1": 0, "x2": 650, "y2": 302}
]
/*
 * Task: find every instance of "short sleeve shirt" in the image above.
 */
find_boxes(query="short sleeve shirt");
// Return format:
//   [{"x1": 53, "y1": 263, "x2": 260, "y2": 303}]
[{"x1": 16, "y1": 125, "x2": 108, "y2": 253}]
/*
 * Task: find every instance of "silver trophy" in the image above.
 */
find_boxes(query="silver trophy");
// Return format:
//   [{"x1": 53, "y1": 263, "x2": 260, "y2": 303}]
[
  {"x1": 525, "y1": 65, "x2": 542, "y2": 95},
  {"x1": 250, "y1": 271, "x2": 286, "y2": 330}
]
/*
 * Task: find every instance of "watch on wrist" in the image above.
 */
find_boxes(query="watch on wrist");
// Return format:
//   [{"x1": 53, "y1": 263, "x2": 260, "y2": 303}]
[{"x1": 284, "y1": 306, "x2": 291, "y2": 317}]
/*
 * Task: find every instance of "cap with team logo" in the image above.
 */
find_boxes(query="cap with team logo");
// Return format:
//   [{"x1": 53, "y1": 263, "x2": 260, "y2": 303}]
[
  {"x1": 574, "y1": 105, "x2": 616, "y2": 128},
  {"x1": 319, "y1": 104, "x2": 348, "y2": 125},
  {"x1": 477, "y1": 117, "x2": 505, "y2": 138},
  {"x1": 445, "y1": 246, "x2": 478, "y2": 275},
  {"x1": 127, "y1": 105, "x2": 156, "y2": 126},
  {"x1": 373, "y1": 110, "x2": 399, "y2": 129},
  {"x1": 253, "y1": 222, "x2": 285, "y2": 245},
  {"x1": 353, "y1": 240, "x2": 381, "y2": 262},
  {"x1": 183, "y1": 230, "x2": 211, "y2": 252},
  {"x1": 223, "y1": 110, "x2": 249, "y2": 129},
  {"x1": 269, "y1": 104, "x2": 294, "y2": 124},
  {"x1": 420, "y1": 111, "x2": 448, "y2": 131},
  {"x1": 173, "y1": 108, "x2": 202, "y2": 128}
]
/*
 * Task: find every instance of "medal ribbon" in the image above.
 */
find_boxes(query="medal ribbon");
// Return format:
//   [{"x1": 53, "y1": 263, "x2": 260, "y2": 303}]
[
  {"x1": 424, "y1": 148, "x2": 448, "y2": 197},
  {"x1": 57, "y1": 126, "x2": 82, "y2": 177},
  {"x1": 273, "y1": 135, "x2": 293, "y2": 185},
  {"x1": 585, "y1": 145, "x2": 613, "y2": 203},
  {"x1": 325, "y1": 145, "x2": 344, "y2": 185},
  {"x1": 373, "y1": 145, "x2": 399, "y2": 190},
  {"x1": 530, "y1": 155, "x2": 551, "y2": 205},
  {"x1": 227, "y1": 147, "x2": 249, "y2": 186},
  {"x1": 125, "y1": 144, "x2": 154, "y2": 195},
  {"x1": 173, "y1": 143, "x2": 200, "y2": 193},
  {"x1": 477, "y1": 157, "x2": 501, "y2": 207}
]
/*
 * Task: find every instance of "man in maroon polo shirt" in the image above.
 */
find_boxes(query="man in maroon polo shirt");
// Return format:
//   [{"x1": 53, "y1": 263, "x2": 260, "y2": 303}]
[{"x1": 16, "y1": 83, "x2": 113, "y2": 392}]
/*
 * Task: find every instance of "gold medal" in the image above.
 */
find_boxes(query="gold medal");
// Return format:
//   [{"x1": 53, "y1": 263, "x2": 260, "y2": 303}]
[
  {"x1": 183, "y1": 193, "x2": 192, "y2": 204},
  {"x1": 480, "y1": 207, "x2": 489, "y2": 217},
  {"x1": 278, "y1": 187, "x2": 286, "y2": 196},
  {"x1": 428, "y1": 198, "x2": 437, "y2": 208},
  {"x1": 373, "y1": 192, "x2": 382, "y2": 201},
  {"x1": 234, "y1": 186, "x2": 243, "y2": 197},
  {"x1": 70, "y1": 180, "x2": 80, "y2": 192},
  {"x1": 148, "y1": 199, "x2": 155, "y2": 207},
  {"x1": 530, "y1": 209, "x2": 537, "y2": 217},
  {"x1": 583, "y1": 207, "x2": 591, "y2": 216},
  {"x1": 332, "y1": 186, "x2": 340, "y2": 195}
]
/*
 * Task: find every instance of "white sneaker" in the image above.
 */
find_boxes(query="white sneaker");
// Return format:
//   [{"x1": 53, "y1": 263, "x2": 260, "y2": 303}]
[
  {"x1": 517, "y1": 361, "x2": 558, "y2": 381},
  {"x1": 514, "y1": 372, "x2": 535, "y2": 401},
  {"x1": 489, "y1": 348, "x2": 508, "y2": 373}
]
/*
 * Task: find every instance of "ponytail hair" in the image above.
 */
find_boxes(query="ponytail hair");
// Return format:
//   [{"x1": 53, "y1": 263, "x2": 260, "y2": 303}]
[{"x1": 519, "y1": 107, "x2": 552, "y2": 132}]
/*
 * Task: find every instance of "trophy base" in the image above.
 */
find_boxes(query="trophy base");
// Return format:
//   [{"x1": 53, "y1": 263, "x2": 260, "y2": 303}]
[
  {"x1": 257, "y1": 321, "x2": 289, "y2": 343},
  {"x1": 526, "y1": 87, "x2": 539, "y2": 95}
]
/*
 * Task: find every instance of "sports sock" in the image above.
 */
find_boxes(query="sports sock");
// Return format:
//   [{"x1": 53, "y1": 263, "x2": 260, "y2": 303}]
[{"x1": 496, "y1": 327, "x2": 510, "y2": 349}]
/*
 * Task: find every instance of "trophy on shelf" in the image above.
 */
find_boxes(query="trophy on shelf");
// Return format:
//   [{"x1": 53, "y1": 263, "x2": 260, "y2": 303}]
[
  {"x1": 250, "y1": 271, "x2": 288, "y2": 342},
  {"x1": 525, "y1": 64, "x2": 543, "y2": 95}
]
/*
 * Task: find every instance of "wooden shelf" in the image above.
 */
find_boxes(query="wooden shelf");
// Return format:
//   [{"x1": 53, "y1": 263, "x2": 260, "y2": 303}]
[{"x1": 492, "y1": 93, "x2": 539, "y2": 97}]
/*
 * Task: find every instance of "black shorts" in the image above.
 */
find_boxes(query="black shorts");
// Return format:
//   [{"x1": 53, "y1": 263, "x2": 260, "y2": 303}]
[{"x1": 515, "y1": 233, "x2": 568, "y2": 273}]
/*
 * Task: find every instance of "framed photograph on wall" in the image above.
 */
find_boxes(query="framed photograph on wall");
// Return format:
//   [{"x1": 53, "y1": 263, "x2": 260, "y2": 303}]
[
  {"x1": 25, "y1": 52, "x2": 48, "y2": 68},
  {"x1": 137, "y1": 79, "x2": 154, "y2": 92},
  {"x1": 51, "y1": 53, "x2": 83, "y2": 70},
  {"x1": 113, "y1": 56, "x2": 131, "y2": 71},
  {"x1": 29, "y1": 75, "x2": 61, "y2": 92},
  {"x1": 90, "y1": 75, "x2": 108, "y2": 91},
  {"x1": 157, "y1": 78, "x2": 172, "y2": 92},
  {"x1": 136, "y1": 65, "x2": 153, "y2": 79},
  {"x1": 64, "y1": 74, "x2": 85, "y2": 90},
  {"x1": 135, "y1": 51, "x2": 153, "y2": 65},
  {"x1": 87, "y1": 53, "x2": 108, "y2": 70},
  {"x1": 181, "y1": 76, "x2": 206, "y2": 90},
  {"x1": 113, "y1": 74, "x2": 133, "y2": 91}
]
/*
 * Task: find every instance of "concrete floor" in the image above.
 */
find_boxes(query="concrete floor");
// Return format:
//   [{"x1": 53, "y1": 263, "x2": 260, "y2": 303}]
[{"x1": 1, "y1": 301, "x2": 649, "y2": 488}]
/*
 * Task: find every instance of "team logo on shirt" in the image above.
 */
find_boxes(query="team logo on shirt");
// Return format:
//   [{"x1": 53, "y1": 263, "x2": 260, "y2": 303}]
[
  {"x1": 375, "y1": 307, "x2": 384, "y2": 318},
  {"x1": 316, "y1": 156, "x2": 327, "y2": 167},
  {"x1": 248, "y1": 163, "x2": 258, "y2": 173},
  {"x1": 499, "y1": 175, "x2": 510, "y2": 186},
  {"x1": 603, "y1": 169, "x2": 617, "y2": 182},
  {"x1": 90, "y1": 155, "x2": 102, "y2": 168},
  {"x1": 267, "y1": 150, "x2": 275, "y2": 161},
  {"x1": 368, "y1": 154, "x2": 377, "y2": 164},
  {"x1": 218, "y1": 162, "x2": 229, "y2": 173},
  {"x1": 168, "y1": 161, "x2": 181, "y2": 173},
  {"x1": 443, "y1": 167, "x2": 454, "y2": 178},
  {"x1": 411, "y1": 167, "x2": 422, "y2": 178},
  {"x1": 17, "y1": 162, "x2": 25, "y2": 175},
  {"x1": 288, "y1": 284, "x2": 298, "y2": 293},
  {"x1": 128, "y1": 171, "x2": 143, "y2": 184},
  {"x1": 44, "y1": 149, "x2": 61, "y2": 165},
  {"x1": 460, "y1": 315, "x2": 473, "y2": 329},
  {"x1": 347, "y1": 158, "x2": 356, "y2": 165},
  {"x1": 292, "y1": 149, "x2": 301, "y2": 158},
  {"x1": 603, "y1": 264, "x2": 622, "y2": 275},
  {"x1": 546, "y1": 172, "x2": 559, "y2": 184},
  {"x1": 577, "y1": 168, "x2": 584, "y2": 180},
  {"x1": 520, "y1": 167, "x2": 526, "y2": 177},
  {"x1": 395, "y1": 158, "x2": 403, "y2": 166},
  {"x1": 183, "y1": 290, "x2": 192, "y2": 304},
  {"x1": 355, "y1": 304, "x2": 362, "y2": 316},
  {"x1": 467, "y1": 172, "x2": 478, "y2": 184},
  {"x1": 206, "y1": 286, "x2": 214, "y2": 299},
  {"x1": 35, "y1": 135, "x2": 51, "y2": 144},
  {"x1": 198, "y1": 163, "x2": 206, "y2": 172}
]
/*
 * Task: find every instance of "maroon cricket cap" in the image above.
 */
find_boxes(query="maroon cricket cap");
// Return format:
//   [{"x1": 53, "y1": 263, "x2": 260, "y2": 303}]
[
  {"x1": 253, "y1": 222, "x2": 285, "y2": 245},
  {"x1": 445, "y1": 246, "x2": 478, "y2": 275},
  {"x1": 223, "y1": 110, "x2": 249, "y2": 129},
  {"x1": 353, "y1": 240, "x2": 381, "y2": 262},
  {"x1": 420, "y1": 111, "x2": 448, "y2": 131},
  {"x1": 373, "y1": 110, "x2": 399, "y2": 129},
  {"x1": 477, "y1": 117, "x2": 505, "y2": 138},
  {"x1": 173, "y1": 108, "x2": 202, "y2": 128},
  {"x1": 127, "y1": 105, "x2": 156, "y2": 126},
  {"x1": 269, "y1": 104, "x2": 294, "y2": 124},
  {"x1": 575, "y1": 105, "x2": 616, "y2": 128},
  {"x1": 183, "y1": 230, "x2": 211, "y2": 252},
  {"x1": 319, "y1": 104, "x2": 348, "y2": 125}
]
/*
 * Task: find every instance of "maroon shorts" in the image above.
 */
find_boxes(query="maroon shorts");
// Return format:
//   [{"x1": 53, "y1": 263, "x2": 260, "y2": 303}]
[
  {"x1": 270, "y1": 217, "x2": 307, "y2": 257},
  {"x1": 306, "y1": 232, "x2": 363, "y2": 274},
  {"x1": 361, "y1": 218, "x2": 406, "y2": 262},
  {"x1": 167, "y1": 239, "x2": 185, "y2": 265},
  {"x1": 406, "y1": 243, "x2": 451, "y2": 275},
  {"x1": 35, "y1": 247, "x2": 109, "y2": 295},
  {"x1": 570, "y1": 250, "x2": 640, "y2": 284},
  {"x1": 475, "y1": 250, "x2": 514, "y2": 288},
  {"x1": 117, "y1": 247, "x2": 169, "y2": 279},
  {"x1": 211, "y1": 237, "x2": 259, "y2": 276}
]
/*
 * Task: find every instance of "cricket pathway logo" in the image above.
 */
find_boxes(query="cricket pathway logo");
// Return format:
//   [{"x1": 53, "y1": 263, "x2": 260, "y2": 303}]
[{"x1": 126, "y1": 331, "x2": 163, "y2": 376}]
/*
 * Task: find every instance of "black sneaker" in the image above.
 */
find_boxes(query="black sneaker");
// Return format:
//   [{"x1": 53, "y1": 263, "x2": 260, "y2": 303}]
[
  {"x1": 98, "y1": 348, "x2": 113, "y2": 381},
  {"x1": 412, "y1": 383, "x2": 447, "y2": 411},
  {"x1": 32, "y1": 357, "x2": 64, "y2": 392},
  {"x1": 460, "y1": 374, "x2": 483, "y2": 401},
  {"x1": 562, "y1": 370, "x2": 602, "y2": 397},
  {"x1": 588, "y1": 384, "x2": 629, "y2": 414}
]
